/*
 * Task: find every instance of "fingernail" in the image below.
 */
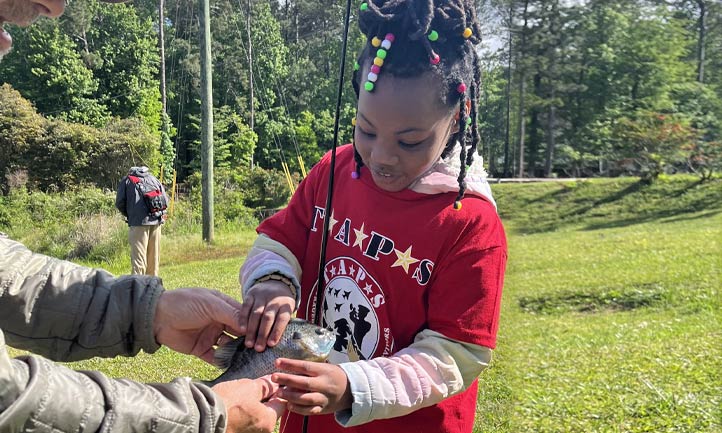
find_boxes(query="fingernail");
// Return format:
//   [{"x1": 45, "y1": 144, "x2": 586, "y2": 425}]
[{"x1": 255, "y1": 344, "x2": 265, "y2": 352}]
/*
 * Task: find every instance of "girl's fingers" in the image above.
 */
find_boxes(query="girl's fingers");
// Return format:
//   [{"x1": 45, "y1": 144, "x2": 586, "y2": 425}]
[
  {"x1": 272, "y1": 372, "x2": 315, "y2": 391},
  {"x1": 274, "y1": 358, "x2": 317, "y2": 375},
  {"x1": 278, "y1": 388, "x2": 327, "y2": 407},
  {"x1": 253, "y1": 307, "x2": 277, "y2": 351},
  {"x1": 267, "y1": 306, "x2": 293, "y2": 347},
  {"x1": 245, "y1": 299, "x2": 270, "y2": 349},
  {"x1": 237, "y1": 294, "x2": 254, "y2": 335},
  {"x1": 287, "y1": 403, "x2": 324, "y2": 416}
]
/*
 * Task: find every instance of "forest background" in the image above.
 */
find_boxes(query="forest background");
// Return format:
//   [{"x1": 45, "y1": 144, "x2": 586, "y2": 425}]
[
  {"x1": 1, "y1": 0, "x2": 721, "y2": 200},
  {"x1": 1, "y1": 2, "x2": 720, "y2": 431}
]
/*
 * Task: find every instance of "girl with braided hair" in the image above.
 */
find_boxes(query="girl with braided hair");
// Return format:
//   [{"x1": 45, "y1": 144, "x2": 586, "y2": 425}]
[{"x1": 236, "y1": 1, "x2": 506, "y2": 432}]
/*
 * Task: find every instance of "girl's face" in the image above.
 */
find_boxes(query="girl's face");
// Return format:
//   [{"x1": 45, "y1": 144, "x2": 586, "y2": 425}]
[{"x1": 355, "y1": 71, "x2": 457, "y2": 192}]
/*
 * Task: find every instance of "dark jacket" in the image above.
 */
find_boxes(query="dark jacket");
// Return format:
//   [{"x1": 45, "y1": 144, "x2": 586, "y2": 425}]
[
  {"x1": 115, "y1": 167, "x2": 168, "y2": 226},
  {"x1": 0, "y1": 235, "x2": 227, "y2": 432}
]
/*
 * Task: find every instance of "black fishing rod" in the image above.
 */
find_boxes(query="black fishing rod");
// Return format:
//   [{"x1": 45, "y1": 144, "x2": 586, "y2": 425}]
[{"x1": 303, "y1": 0, "x2": 353, "y2": 432}]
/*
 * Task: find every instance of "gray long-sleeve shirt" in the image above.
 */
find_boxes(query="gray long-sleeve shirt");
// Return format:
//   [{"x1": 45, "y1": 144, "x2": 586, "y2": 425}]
[{"x1": 0, "y1": 236, "x2": 226, "y2": 432}]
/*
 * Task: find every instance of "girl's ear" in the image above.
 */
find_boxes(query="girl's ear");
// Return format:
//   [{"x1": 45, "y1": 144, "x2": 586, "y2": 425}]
[
  {"x1": 453, "y1": 100, "x2": 472, "y2": 121},
  {"x1": 452, "y1": 100, "x2": 472, "y2": 133}
]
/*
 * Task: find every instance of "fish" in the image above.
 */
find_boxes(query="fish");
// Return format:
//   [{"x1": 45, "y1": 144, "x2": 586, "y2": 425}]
[{"x1": 204, "y1": 318, "x2": 336, "y2": 386}]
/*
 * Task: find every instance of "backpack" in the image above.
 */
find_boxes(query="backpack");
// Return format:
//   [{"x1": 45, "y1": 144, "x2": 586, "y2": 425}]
[{"x1": 128, "y1": 175, "x2": 169, "y2": 220}]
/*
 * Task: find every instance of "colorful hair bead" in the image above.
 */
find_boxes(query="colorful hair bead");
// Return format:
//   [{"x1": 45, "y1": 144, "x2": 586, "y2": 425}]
[
  {"x1": 457, "y1": 83, "x2": 467, "y2": 94},
  {"x1": 466, "y1": 116, "x2": 472, "y2": 126},
  {"x1": 353, "y1": 61, "x2": 360, "y2": 71},
  {"x1": 462, "y1": 28, "x2": 473, "y2": 39},
  {"x1": 360, "y1": 2, "x2": 368, "y2": 11},
  {"x1": 430, "y1": 53, "x2": 440, "y2": 65},
  {"x1": 428, "y1": 30, "x2": 439, "y2": 42},
  {"x1": 351, "y1": 117, "x2": 356, "y2": 126},
  {"x1": 365, "y1": 33, "x2": 395, "y2": 92},
  {"x1": 453, "y1": 201, "x2": 462, "y2": 210},
  {"x1": 351, "y1": 171, "x2": 360, "y2": 179}
]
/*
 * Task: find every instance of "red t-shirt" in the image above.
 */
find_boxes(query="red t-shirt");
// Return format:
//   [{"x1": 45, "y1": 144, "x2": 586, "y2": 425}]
[{"x1": 258, "y1": 144, "x2": 507, "y2": 433}]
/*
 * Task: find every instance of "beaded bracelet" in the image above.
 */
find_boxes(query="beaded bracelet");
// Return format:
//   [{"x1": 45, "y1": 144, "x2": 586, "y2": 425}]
[{"x1": 256, "y1": 272, "x2": 297, "y2": 299}]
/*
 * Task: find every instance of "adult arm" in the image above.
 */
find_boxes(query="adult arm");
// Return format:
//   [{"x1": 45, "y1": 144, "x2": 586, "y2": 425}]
[
  {"x1": 0, "y1": 331, "x2": 227, "y2": 432},
  {"x1": 0, "y1": 236, "x2": 162, "y2": 360},
  {"x1": 115, "y1": 177, "x2": 128, "y2": 218}
]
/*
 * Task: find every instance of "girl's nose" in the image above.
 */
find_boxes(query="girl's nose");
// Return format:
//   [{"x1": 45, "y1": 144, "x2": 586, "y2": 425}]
[
  {"x1": 33, "y1": 0, "x2": 66, "y2": 18},
  {"x1": 371, "y1": 144, "x2": 399, "y2": 167}
]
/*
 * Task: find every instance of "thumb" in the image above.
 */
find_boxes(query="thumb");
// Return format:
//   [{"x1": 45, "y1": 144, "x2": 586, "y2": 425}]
[
  {"x1": 255, "y1": 375, "x2": 280, "y2": 400},
  {"x1": 264, "y1": 396, "x2": 287, "y2": 419},
  {"x1": 206, "y1": 291, "x2": 244, "y2": 336}
]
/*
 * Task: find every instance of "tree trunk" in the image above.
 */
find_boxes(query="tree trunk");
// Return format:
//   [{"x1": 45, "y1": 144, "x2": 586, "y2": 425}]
[
  {"x1": 544, "y1": 1, "x2": 559, "y2": 178},
  {"x1": 527, "y1": 72, "x2": 542, "y2": 177},
  {"x1": 544, "y1": 87, "x2": 556, "y2": 177},
  {"x1": 516, "y1": 0, "x2": 530, "y2": 178},
  {"x1": 159, "y1": 0, "x2": 167, "y2": 114},
  {"x1": 695, "y1": 0, "x2": 706, "y2": 83},
  {"x1": 504, "y1": 3, "x2": 513, "y2": 178},
  {"x1": 199, "y1": 0, "x2": 214, "y2": 243}
]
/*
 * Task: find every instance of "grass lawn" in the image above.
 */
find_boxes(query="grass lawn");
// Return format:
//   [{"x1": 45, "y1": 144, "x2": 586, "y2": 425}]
[{"x1": 8, "y1": 176, "x2": 721, "y2": 432}]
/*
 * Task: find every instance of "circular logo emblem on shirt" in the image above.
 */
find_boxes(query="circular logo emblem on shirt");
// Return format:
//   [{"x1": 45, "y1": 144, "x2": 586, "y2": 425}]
[{"x1": 306, "y1": 256, "x2": 394, "y2": 362}]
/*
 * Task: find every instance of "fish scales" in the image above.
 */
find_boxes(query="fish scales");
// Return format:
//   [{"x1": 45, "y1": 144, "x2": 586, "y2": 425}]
[{"x1": 204, "y1": 318, "x2": 335, "y2": 386}]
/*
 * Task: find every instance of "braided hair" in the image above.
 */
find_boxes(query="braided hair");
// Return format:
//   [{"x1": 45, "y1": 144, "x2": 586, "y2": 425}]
[{"x1": 351, "y1": 0, "x2": 483, "y2": 209}]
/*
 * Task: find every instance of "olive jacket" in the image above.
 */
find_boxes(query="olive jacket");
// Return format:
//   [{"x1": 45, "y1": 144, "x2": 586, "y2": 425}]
[{"x1": 0, "y1": 235, "x2": 226, "y2": 432}]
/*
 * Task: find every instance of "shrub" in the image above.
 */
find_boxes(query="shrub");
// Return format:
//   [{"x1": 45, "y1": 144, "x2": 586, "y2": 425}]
[{"x1": 67, "y1": 213, "x2": 127, "y2": 261}]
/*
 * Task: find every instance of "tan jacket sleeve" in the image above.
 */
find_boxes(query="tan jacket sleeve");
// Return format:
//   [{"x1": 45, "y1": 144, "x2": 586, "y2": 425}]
[{"x1": 0, "y1": 236, "x2": 228, "y2": 432}]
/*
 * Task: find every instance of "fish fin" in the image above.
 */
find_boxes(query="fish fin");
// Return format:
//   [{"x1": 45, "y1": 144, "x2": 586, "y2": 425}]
[{"x1": 213, "y1": 337, "x2": 246, "y2": 370}]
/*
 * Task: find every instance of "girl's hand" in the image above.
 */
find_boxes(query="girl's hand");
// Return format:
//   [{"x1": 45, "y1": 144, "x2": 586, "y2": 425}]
[
  {"x1": 238, "y1": 281, "x2": 295, "y2": 351},
  {"x1": 271, "y1": 358, "x2": 353, "y2": 415}
]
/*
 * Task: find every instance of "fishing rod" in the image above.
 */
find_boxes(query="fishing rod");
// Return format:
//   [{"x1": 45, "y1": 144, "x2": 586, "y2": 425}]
[
  {"x1": 304, "y1": 0, "x2": 353, "y2": 432},
  {"x1": 313, "y1": 0, "x2": 353, "y2": 330}
]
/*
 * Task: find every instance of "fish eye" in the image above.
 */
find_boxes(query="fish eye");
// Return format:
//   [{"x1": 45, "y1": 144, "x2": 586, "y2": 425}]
[{"x1": 292, "y1": 331, "x2": 303, "y2": 340}]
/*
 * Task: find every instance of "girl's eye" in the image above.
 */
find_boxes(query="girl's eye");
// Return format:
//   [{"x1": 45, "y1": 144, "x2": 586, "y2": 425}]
[
  {"x1": 359, "y1": 129, "x2": 375, "y2": 138},
  {"x1": 399, "y1": 140, "x2": 423, "y2": 148}
]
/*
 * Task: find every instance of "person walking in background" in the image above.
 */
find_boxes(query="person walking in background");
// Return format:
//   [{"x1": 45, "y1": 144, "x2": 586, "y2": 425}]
[{"x1": 116, "y1": 166, "x2": 170, "y2": 276}]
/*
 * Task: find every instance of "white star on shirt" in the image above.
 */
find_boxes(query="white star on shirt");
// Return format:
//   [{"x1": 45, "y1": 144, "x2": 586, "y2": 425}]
[
  {"x1": 391, "y1": 246, "x2": 420, "y2": 274},
  {"x1": 353, "y1": 223, "x2": 369, "y2": 252},
  {"x1": 328, "y1": 211, "x2": 338, "y2": 234}
]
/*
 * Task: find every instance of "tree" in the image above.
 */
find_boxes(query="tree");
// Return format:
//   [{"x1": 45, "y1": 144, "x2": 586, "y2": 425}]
[{"x1": 0, "y1": 20, "x2": 109, "y2": 125}]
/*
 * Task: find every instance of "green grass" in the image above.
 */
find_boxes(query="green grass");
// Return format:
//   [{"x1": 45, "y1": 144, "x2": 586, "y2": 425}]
[
  {"x1": 7, "y1": 176, "x2": 722, "y2": 432},
  {"x1": 476, "y1": 212, "x2": 721, "y2": 432}
]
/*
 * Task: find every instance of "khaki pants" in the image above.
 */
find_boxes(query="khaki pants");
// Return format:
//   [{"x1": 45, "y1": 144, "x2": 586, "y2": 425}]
[{"x1": 129, "y1": 225, "x2": 161, "y2": 276}]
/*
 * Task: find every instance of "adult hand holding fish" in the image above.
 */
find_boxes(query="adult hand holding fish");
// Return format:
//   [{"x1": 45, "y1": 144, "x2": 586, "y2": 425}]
[
  {"x1": 212, "y1": 375, "x2": 286, "y2": 433},
  {"x1": 153, "y1": 287, "x2": 247, "y2": 364}
]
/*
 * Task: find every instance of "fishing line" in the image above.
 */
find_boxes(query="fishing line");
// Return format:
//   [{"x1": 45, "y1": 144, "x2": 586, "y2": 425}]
[{"x1": 303, "y1": 0, "x2": 353, "y2": 432}]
